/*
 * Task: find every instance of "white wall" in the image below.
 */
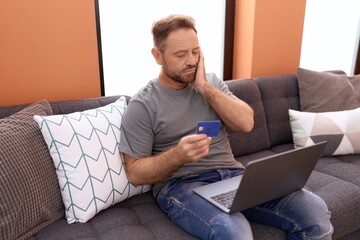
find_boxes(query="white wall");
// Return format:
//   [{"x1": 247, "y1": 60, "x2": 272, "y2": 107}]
[
  {"x1": 99, "y1": 0, "x2": 226, "y2": 96},
  {"x1": 300, "y1": 0, "x2": 360, "y2": 75}
]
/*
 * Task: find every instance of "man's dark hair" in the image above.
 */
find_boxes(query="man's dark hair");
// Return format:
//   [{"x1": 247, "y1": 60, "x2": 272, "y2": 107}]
[{"x1": 152, "y1": 15, "x2": 197, "y2": 51}]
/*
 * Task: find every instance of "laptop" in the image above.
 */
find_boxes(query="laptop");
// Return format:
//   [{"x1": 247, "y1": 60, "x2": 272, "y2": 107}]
[{"x1": 193, "y1": 141, "x2": 327, "y2": 213}]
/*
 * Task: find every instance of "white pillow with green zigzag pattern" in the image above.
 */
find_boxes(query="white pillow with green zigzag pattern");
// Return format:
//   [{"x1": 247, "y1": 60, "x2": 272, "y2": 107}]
[
  {"x1": 34, "y1": 96, "x2": 151, "y2": 223},
  {"x1": 289, "y1": 107, "x2": 360, "y2": 156}
]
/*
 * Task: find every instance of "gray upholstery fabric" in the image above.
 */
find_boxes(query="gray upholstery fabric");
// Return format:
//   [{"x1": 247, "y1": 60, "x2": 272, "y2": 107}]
[
  {"x1": 340, "y1": 230, "x2": 360, "y2": 240},
  {"x1": 0, "y1": 96, "x2": 127, "y2": 119},
  {"x1": 28, "y1": 192, "x2": 196, "y2": 240},
  {"x1": 0, "y1": 103, "x2": 29, "y2": 119},
  {"x1": 256, "y1": 74, "x2": 300, "y2": 147},
  {"x1": 306, "y1": 171, "x2": 360, "y2": 239},
  {"x1": 226, "y1": 79, "x2": 271, "y2": 157},
  {"x1": 315, "y1": 157, "x2": 360, "y2": 186},
  {"x1": 50, "y1": 95, "x2": 123, "y2": 115}
]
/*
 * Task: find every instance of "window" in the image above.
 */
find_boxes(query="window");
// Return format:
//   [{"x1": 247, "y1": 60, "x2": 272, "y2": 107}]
[
  {"x1": 300, "y1": 0, "x2": 360, "y2": 75},
  {"x1": 96, "y1": 0, "x2": 227, "y2": 96}
]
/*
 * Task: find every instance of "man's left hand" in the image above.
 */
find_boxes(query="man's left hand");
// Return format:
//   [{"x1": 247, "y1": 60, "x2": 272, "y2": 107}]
[{"x1": 191, "y1": 50, "x2": 208, "y2": 93}]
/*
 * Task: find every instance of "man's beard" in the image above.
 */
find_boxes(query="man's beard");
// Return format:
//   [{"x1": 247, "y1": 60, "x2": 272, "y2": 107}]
[{"x1": 164, "y1": 65, "x2": 197, "y2": 84}]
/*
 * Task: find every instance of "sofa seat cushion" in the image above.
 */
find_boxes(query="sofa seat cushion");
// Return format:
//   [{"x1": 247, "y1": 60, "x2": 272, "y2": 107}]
[
  {"x1": 250, "y1": 222, "x2": 285, "y2": 240},
  {"x1": 314, "y1": 156, "x2": 360, "y2": 187},
  {"x1": 30, "y1": 192, "x2": 196, "y2": 240},
  {"x1": 306, "y1": 170, "x2": 360, "y2": 239},
  {"x1": 339, "y1": 230, "x2": 360, "y2": 240}
]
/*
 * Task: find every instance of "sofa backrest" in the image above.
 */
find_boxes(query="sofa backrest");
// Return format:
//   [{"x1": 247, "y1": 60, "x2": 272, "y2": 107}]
[
  {"x1": 50, "y1": 96, "x2": 124, "y2": 115},
  {"x1": 226, "y1": 73, "x2": 300, "y2": 157},
  {"x1": 1, "y1": 75, "x2": 300, "y2": 158},
  {"x1": 256, "y1": 73, "x2": 300, "y2": 146},
  {"x1": 226, "y1": 79, "x2": 271, "y2": 157},
  {"x1": 0, "y1": 103, "x2": 29, "y2": 119},
  {"x1": 0, "y1": 96, "x2": 127, "y2": 119}
]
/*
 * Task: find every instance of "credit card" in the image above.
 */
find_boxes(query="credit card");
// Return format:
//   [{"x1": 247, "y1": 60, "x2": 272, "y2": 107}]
[{"x1": 196, "y1": 120, "x2": 221, "y2": 137}]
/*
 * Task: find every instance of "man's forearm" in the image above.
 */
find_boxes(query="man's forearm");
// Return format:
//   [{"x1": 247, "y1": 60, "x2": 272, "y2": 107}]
[
  {"x1": 124, "y1": 147, "x2": 182, "y2": 186},
  {"x1": 124, "y1": 134, "x2": 212, "y2": 186},
  {"x1": 198, "y1": 81, "x2": 254, "y2": 133}
]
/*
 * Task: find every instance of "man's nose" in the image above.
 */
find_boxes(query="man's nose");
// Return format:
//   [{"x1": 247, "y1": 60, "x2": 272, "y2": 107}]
[{"x1": 185, "y1": 53, "x2": 197, "y2": 66}]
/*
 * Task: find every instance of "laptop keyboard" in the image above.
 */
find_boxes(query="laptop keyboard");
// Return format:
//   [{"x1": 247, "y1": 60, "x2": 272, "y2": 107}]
[{"x1": 211, "y1": 189, "x2": 237, "y2": 208}]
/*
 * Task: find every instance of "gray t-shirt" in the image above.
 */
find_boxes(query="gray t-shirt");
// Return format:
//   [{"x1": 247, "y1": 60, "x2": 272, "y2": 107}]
[{"x1": 119, "y1": 73, "x2": 244, "y2": 196}]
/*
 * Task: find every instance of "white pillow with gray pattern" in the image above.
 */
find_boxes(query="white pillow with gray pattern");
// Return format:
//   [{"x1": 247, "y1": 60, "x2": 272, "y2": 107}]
[
  {"x1": 289, "y1": 107, "x2": 360, "y2": 156},
  {"x1": 34, "y1": 96, "x2": 150, "y2": 223}
]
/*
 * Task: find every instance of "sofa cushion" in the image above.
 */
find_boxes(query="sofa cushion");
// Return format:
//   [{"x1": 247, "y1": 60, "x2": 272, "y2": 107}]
[
  {"x1": 306, "y1": 170, "x2": 360, "y2": 239},
  {"x1": 50, "y1": 95, "x2": 125, "y2": 115},
  {"x1": 226, "y1": 79, "x2": 270, "y2": 157},
  {"x1": 297, "y1": 67, "x2": 360, "y2": 112},
  {"x1": 34, "y1": 97, "x2": 150, "y2": 223},
  {"x1": 256, "y1": 74, "x2": 300, "y2": 146},
  {"x1": 314, "y1": 156, "x2": 360, "y2": 187},
  {"x1": 0, "y1": 103, "x2": 30, "y2": 119},
  {"x1": 0, "y1": 100, "x2": 64, "y2": 240},
  {"x1": 289, "y1": 108, "x2": 360, "y2": 156},
  {"x1": 29, "y1": 192, "x2": 197, "y2": 240}
]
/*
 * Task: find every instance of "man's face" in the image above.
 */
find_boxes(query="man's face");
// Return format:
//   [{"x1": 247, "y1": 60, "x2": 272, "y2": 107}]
[{"x1": 159, "y1": 29, "x2": 200, "y2": 85}]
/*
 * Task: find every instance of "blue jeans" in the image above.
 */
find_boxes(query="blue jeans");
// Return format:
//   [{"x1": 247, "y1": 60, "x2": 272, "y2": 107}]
[{"x1": 156, "y1": 169, "x2": 333, "y2": 240}]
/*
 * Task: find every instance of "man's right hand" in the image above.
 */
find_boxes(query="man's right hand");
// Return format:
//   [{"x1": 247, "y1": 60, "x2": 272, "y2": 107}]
[
  {"x1": 123, "y1": 134, "x2": 211, "y2": 186},
  {"x1": 174, "y1": 134, "x2": 212, "y2": 165}
]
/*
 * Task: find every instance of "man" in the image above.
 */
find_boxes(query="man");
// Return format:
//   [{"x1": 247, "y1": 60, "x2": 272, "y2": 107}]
[{"x1": 119, "y1": 15, "x2": 333, "y2": 240}]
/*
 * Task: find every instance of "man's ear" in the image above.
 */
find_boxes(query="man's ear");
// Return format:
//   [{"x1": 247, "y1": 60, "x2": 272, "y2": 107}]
[{"x1": 151, "y1": 48, "x2": 163, "y2": 65}]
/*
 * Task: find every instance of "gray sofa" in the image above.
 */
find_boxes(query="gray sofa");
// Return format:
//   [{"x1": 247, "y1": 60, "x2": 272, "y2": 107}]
[{"x1": 1, "y1": 72, "x2": 359, "y2": 240}]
